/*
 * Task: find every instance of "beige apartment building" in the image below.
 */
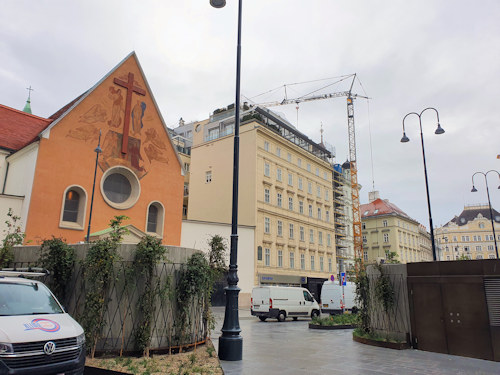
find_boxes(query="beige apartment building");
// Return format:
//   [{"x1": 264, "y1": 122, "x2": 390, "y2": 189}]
[
  {"x1": 360, "y1": 191, "x2": 433, "y2": 264},
  {"x1": 435, "y1": 205, "x2": 500, "y2": 260},
  {"x1": 175, "y1": 105, "x2": 339, "y2": 302}
]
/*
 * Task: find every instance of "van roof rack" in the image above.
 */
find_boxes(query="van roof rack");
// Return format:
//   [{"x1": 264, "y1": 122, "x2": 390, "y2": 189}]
[{"x1": 0, "y1": 267, "x2": 50, "y2": 278}]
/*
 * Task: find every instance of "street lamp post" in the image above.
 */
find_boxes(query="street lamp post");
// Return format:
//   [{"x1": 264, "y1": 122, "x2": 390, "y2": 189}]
[
  {"x1": 210, "y1": 0, "x2": 243, "y2": 361},
  {"x1": 471, "y1": 170, "x2": 500, "y2": 259},
  {"x1": 86, "y1": 130, "x2": 102, "y2": 243},
  {"x1": 401, "y1": 108, "x2": 445, "y2": 261}
]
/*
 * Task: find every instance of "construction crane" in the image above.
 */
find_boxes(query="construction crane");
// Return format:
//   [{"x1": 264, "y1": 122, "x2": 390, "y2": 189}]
[{"x1": 248, "y1": 74, "x2": 367, "y2": 270}]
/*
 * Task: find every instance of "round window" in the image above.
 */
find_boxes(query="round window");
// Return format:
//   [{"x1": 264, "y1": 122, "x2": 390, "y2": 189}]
[{"x1": 100, "y1": 166, "x2": 140, "y2": 209}]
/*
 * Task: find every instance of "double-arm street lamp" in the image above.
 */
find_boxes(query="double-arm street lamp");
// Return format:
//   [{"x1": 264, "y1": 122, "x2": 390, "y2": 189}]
[
  {"x1": 401, "y1": 108, "x2": 445, "y2": 261},
  {"x1": 210, "y1": 0, "x2": 243, "y2": 361},
  {"x1": 471, "y1": 170, "x2": 500, "y2": 259}
]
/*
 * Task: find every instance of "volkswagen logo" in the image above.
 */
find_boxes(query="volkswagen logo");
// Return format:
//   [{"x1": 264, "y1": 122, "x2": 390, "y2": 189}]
[{"x1": 43, "y1": 341, "x2": 56, "y2": 355}]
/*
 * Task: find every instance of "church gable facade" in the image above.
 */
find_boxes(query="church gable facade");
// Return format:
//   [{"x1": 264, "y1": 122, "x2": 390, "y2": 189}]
[{"x1": 23, "y1": 52, "x2": 183, "y2": 244}]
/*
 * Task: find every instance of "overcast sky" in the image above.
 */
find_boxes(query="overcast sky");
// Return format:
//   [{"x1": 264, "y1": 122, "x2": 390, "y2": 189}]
[{"x1": 1, "y1": 0, "x2": 499, "y2": 228}]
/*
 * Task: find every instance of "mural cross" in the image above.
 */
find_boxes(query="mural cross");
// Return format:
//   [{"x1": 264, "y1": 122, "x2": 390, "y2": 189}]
[{"x1": 113, "y1": 72, "x2": 146, "y2": 154}]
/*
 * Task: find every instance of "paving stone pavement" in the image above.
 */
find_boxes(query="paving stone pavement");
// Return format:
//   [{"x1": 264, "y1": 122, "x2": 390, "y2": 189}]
[{"x1": 211, "y1": 307, "x2": 500, "y2": 375}]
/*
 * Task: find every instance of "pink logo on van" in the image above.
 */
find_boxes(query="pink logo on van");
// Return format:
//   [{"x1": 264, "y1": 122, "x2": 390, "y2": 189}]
[{"x1": 24, "y1": 319, "x2": 60, "y2": 332}]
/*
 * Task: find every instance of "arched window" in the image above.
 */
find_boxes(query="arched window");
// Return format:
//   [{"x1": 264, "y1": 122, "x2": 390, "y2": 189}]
[
  {"x1": 147, "y1": 205, "x2": 158, "y2": 233},
  {"x1": 59, "y1": 186, "x2": 87, "y2": 230},
  {"x1": 63, "y1": 190, "x2": 80, "y2": 222},
  {"x1": 146, "y1": 202, "x2": 164, "y2": 237},
  {"x1": 100, "y1": 166, "x2": 140, "y2": 210}
]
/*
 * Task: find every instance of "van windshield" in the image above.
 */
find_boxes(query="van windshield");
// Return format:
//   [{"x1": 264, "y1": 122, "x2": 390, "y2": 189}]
[{"x1": 0, "y1": 282, "x2": 63, "y2": 316}]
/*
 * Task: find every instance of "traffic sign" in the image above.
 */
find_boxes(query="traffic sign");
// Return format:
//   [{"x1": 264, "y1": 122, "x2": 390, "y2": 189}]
[
  {"x1": 341, "y1": 272, "x2": 346, "y2": 286},
  {"x1": 330, "y1": 275, "x2": 335, "y2": 282}
]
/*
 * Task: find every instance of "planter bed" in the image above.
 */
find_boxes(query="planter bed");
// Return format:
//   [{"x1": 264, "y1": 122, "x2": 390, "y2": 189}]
[
  {"x1": 352, "y1": 333, "x2": 410, "y2": 350},
  {"x1": 308, "y1": 323, "x2": 355, "y2": 330}
]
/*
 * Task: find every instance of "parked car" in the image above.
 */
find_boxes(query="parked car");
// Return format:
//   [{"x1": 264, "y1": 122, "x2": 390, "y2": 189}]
[
  {"x1": 251, "y1": 286, "x2": 320, "y2": 322},
  {"x1": 0, "y1": 269, "x2": 85, "y2": 375},
  {"x1": 320, "y1": 280, "x2": 357, "y2": 315}
]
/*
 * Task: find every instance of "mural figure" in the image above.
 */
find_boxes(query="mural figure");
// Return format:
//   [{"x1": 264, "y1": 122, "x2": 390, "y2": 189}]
[
  {"x1": 144, "y1": 143, "x2": 169, "y2": 164},
  {"x1": 131, "y1": 101, "x2": 146, "y2": 136},
  {"x1": 66, "y1": 124, "x2": 99, "y2": 142},
  {"x1": 100, "y1": 130, "x2": 147, "y2": 178},
  {"x1": 79, "y1": 104, "x2": 107, "y2": 124},
  {"x1": 107, "y1": 87, "x2": 123, "y2": 128},
  {"x1": 144, "y1": 128, "x2": 166, "y2": 149}
]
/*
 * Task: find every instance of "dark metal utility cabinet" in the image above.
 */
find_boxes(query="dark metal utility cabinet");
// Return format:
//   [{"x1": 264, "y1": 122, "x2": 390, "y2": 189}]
[{"x1": 407, "y1": 260, "x2": 500, "y2": 361}]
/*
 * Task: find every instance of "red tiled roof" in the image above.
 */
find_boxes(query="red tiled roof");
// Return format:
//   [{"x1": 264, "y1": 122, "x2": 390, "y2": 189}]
[
  {"x1": 0, "y1": 104, "x2": 52, "y2": 151},
  {"x1": 360, "y1": 198, "x2": 414, "y2": 221}
]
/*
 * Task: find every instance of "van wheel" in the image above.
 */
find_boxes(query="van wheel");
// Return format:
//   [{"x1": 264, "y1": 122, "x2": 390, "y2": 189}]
[
  {"x1": 311, "y1": 309, "x2": 320, "y2": 319},
  {"x1": 352, "y1": 306, "x2": 358, "y2": 314},
  {"x1": 259, "y1": 316, "x2": 267, "y2": 322},
  {"x1": 277, "y1": 311, "x2": 286, "y2": 322},
  {"x1": 292, "y1": 317, "x2": 298, "y2": 321}
]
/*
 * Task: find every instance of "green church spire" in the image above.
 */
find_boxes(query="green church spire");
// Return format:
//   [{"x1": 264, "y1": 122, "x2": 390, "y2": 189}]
[{"x1": 23, "y1": 86, "x2": 33, "y2": 114}]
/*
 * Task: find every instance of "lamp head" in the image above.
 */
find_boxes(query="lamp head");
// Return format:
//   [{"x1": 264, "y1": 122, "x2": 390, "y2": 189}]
[
  {"x1": 471, "y1": 186, "x2": 477, "y2": 193},
  {"x1": 435, "y1": 123, "x2": 445, "y2": 135},
  {"x1": 95, "y1": 146, "x2": 102, "y2": 154},
  {"x1": 210, "y1": 0, "x2": 226, "y2": 8},
  {"x1": 400, "y1": 132, "x2": 410, "y2": 143}
]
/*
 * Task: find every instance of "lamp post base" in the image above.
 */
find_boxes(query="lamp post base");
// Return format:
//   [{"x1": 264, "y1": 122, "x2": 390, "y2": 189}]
[{"x1": 218, "y1": 334, "x2": 243, "y2": 361}]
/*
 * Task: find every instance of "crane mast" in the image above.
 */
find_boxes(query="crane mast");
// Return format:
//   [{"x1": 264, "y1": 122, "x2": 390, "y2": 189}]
[{"x1": 251, "y1": 74, "x2": 365, "y2": 269}]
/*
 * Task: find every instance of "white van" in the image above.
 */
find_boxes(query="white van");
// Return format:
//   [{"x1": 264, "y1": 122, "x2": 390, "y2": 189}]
[
  {"x1": 320, "y1": 280, "x2": 357, "y2": 315},
  {"x1": 251, "y1": 286, "x2": 320, "y2": 322},
  {"x1": 0, "y1": 269, "x2": 85, "y2": 375}
]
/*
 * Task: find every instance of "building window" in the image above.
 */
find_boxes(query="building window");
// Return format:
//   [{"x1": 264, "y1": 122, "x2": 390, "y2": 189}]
[
  {"x1": 146, "y1": 202, "x2": 164, "y2": 236},
  {"x1": 363, "y1": 251, "x2": 368, "y2": 261},
  {"x1": 287, "y1": 197, "x2": 293, "y2": 210},
  {"x1": 320, "y1": 256, "x2": 324, "y2": 272},
  {"x1": 315, "y1": 167, "x2": 319, "y2": 176},
  {"x1": 309, "y1": 205, "x2": 313, "y2": 217},
  {"x1": 327, "y1": 234, "x2": 331, "y2": 246},
  {"x1": 301, "y1": 254, "x2": 305, "y2": 270},
  {"x1": 307, "y1": 163, "x2": 311, "y2": 172},
  {"x1": 287, "y1": 153, "x2": 292, "y2": 162},
  {"x1": 182, "y1": 205, "x2": 187, "y2": 216},
  {"x1": 317, "y1": 186, "x2": 321, "y2": 198},
  {"x1": 324, "y1": 171, "x2": 328, "y2": 180},
  {"x1": 300, "y1": 226, "x2": 305, "y2": 241},
  {"x1": 328, "y1": 258, "x2": 332, "y2": 273},
  {"x1": 62, "y1": 189, "x2": 80, "y2": 223},
  {"x1": 383, "y1": 220, "x2": 388, "y2": 227},
  {"x1": 363, "y1": 235, "x2": 367, "y2": 243},
  {"x1": 277, "y1": 168, "x2": 282, "y2": 182},
  {"x1": 205, "y1": 171, "x2": 212, "y2": 183},
  {"x1": 257, "y1": 246, "x2": 263, "y2": 261},
  {"x1": 264, "y1": 188, "x2": 270, "y2": 203},
  {"x1": 264, "y1": 141, "x2": 269, "y2": 151},
  {"x1": 278, "y1": 250, "x2": 283, "y2": 267},
  {"x1": 488, "y1": 245, "x2": 494, "y2": 251},
  {"x1": 325, "y1": 190, "x2": 329, "y2": 201},
  {"x1": 309, "y1": 229, "x2": 314, "y2": 243},
  {"x1": 317, "y1": 207, "x2": 322, "y2": 220},
  {"x1": 288, "y1": 173, "x2": 293, "y2": 186},
  {"x1": 308, "y1": 182, "x2": 312, "y2": 194},
  {"x1": 362, "y1": 222, "x2": 366, "y2": 229},
  {"x1": 319, "y1": 231, "x2": 323, "y2": 245},
  {"x1": 277, "y1": 220, "x2": 283, "y2": 236},
  {"x1": 383, "y1": 233, "x2": 389, "y2": 243},
  {"x1": 464, "y1": 246, "x2": 470, "y2": 252},
  {"x1": 298, "y1": 177, "x2": 303, "y2": 190},
  {"x1": 297, "y1": 158, "x2": 302, "y2": 167},
  {"x1": 276, "y1": 147, "x2": 281, "y2": 157},
  {"x1": 325, "y1": 210, "x2": 330, "y2": 222},
  {"x1": 264, "y1": 217, "x2": 270, "y2": 233},
  {"x1": 490, "y1": 254, "x2": 496, "y2": 259},
  {"x1": 277, "y1": 192, "x2": 282, "y2": 207},
  {"x1": 265, "y1": 248, "x2": 270, "y2": 266},
  {"x1": 289, "y1": 223, "x2": 294, "y2": 239},
  {"x1": 476, "y1": 245, "x2": 482, "y2": 251},
  {"x1": 264, "y1": 162, "x2": 270, "y2": 177},
  {"x1": 60, "y1": 186, "x2": 87, "y2": 230},
  {"x1": 184, "y1": 163, "x2": 190, "y2": 172},
  {"x1": 290, "y1": 252, "x2": 295, "y2": 269},
  {"x1": 310, "y1": 255, "x2": 315, "y2": 270},
  {"x1": 299, "y1": 201, "x2": 304, "y2": 214},
  {"x1": 476, "y1": 254, "x2": 483, "y2": 260},
  {"x1": 101, "y1": 166, "x2": 140, "y2": 209},
  {"x1": 479, "y1": 222, "x2": 485, "y2": 229}
]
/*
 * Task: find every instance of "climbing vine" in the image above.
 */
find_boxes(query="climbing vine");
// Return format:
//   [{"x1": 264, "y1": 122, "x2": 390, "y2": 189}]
[
  {"x1": 176, "y1": 252, "x2": 212, "y2": 342},
  {"x1": 131, "y1": 235, "x2": 169, "y2": 356},
  {"x1": 39, "y1": 237, "x2": 75, "y2": 303},
  {"x1": 81, "y1": 215, "x2": 128, "y2": 358},
  {"x1": 0, "y1": 208, "x2": 25, "y2": 267},
  {"x1": 374, "y1": 263, "x2": 395, "y2": 312},
  {"x1": 354, "y1": 259, "x2": 371, "y2": 333}
]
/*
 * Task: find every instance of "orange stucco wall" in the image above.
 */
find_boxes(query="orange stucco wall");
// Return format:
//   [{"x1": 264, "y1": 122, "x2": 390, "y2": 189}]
[{"x1": 24, "y1": 55, "x2": 183, "y2": 245}]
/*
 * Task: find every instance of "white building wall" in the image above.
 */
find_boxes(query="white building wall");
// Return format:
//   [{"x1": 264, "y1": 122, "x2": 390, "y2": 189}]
[
  {"x1": 2, "y1": 143, "x2": 39, "y2": 232},
  {"x1": 181, "y1": 220, "x2": 255, "y2": 307}
]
